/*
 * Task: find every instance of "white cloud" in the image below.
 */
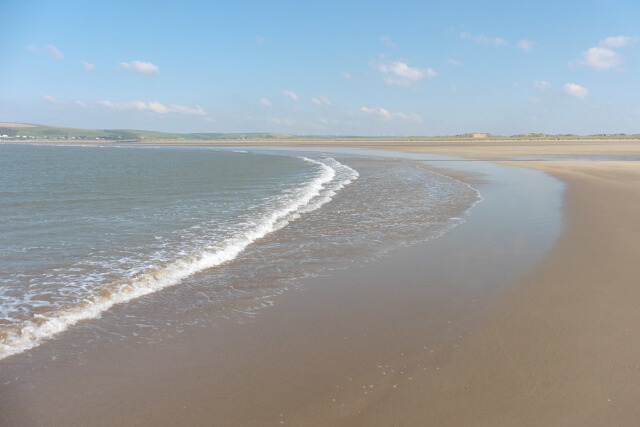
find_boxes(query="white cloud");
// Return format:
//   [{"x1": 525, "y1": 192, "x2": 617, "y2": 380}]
[
  {"x1": 460, "y1": 32, "x2": 508, "y2": 46},
  {"x1": 599, "y1": 36, "x2": 637, "y2": 48},
  {"x1": 451, "y1": 84, "x2": 458, "y2": 94},
  {"x1": 256, "y1": 36, "x2": 267, "y2": 45},
  {"x1": 581, "y1": 47, "x2": 621, "y2": 70},
  {"x1": 445, "y1": 58, "x2": 462, "y2": 66},
  {"x1": 376, "y1": 60, "x2": 438, "y2": 86},
  {"x1": 311, "y1": 96, "x2": 331, "y2": 106},
  {"x1": 283, "y1": 90, "x2": 298, "y2": 101},
  {"x1": 46, "y1": 45, "x2": 64, "y2": 60},
  {"x1": 74, "y1": 100, "x2": 86, "y2": 108},
  {"x1": 380, "y1": 35, "x2": 395, "y2": 48},
  {"x1": 117, "y1": 60, "x2": 159, "y2": 75},
  {"x1": 341, "y1": 72, "x2": 352, "y2": 80},
  {"x1": 360, "y1": 106, "x2": 422, "y2": 122},
  {"x1": 43, "y1": 95, "x2": 64, "y2": 105},
  {"x1": 81, "y1": 61, "x2": 96, "y2": 71},
  {"x1": 97, "y1": 100, "x2": 206, "y2": 115},
  {"x1": 260, "y1": 98, "x2": 272, "y2": 107},
  {"x1": 517, "y1": 39, "x2": 535, "y2": 51},
  {"x1": 576, "y1": 36, "x2": 636, "y2": 70},
  {"x1": 27, "y1": 45, "x2": 38, "y2": 52},
  {"x1": 533, "y1": 80, "x2": 551, "y2": 90},
  {"x1": 563, "y1": 83, "x2": 589, "y2": 99}
]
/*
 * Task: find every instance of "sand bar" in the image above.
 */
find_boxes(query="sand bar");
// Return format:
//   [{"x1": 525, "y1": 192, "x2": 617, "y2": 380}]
[{"x1": 378, "y1": 140, "x2": 640, "y2": 159}]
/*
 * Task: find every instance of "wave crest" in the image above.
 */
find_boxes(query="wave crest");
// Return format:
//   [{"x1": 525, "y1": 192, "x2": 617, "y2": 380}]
[{"x1": 0, "y1": 156, "x2": 358, "y2": 361}]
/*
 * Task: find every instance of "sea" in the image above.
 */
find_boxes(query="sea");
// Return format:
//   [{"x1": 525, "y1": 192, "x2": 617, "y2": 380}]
[{"x1": 0, "y1": 144, "x2": 480, "y2": 362}]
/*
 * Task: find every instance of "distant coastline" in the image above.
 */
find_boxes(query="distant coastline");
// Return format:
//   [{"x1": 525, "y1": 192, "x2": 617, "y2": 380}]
[{"x1": 1, "y1": 121, "x2": 639, "y2": 144}]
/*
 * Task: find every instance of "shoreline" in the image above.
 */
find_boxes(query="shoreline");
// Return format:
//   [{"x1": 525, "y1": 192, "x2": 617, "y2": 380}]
[
  {"x1": 4, "y1": 137, "x2": 640, "y2": 153},
  {"x1": 1, "y1": 144, "x2": 639, "y2": 425},
  {"x1": 360, "y1": 158, "x2": 640, "y2": 426}
]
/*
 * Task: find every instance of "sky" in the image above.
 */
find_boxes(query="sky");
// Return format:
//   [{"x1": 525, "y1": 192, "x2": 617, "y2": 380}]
[{"x1": 1, "y1": 0, "x2": 639, "y2": 136}]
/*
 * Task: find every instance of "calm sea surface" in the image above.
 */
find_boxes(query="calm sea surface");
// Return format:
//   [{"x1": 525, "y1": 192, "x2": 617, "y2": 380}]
[{"x1": 0, "y1": 144, "x2": 480, "y2": 361}]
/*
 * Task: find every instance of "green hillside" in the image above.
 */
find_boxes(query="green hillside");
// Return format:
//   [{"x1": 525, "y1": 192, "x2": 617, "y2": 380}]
[{"x1": 0, "y1": 123, "x2": 295, "y2": 141}]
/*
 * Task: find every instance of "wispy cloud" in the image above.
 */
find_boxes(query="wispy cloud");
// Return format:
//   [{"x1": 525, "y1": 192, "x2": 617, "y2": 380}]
[
  {"x1": 46, "y1": 45, "x2": 64, "y2": 60},
  {"x1": 445, "y1": 58, "x2": 463, "y2": 66},
  {"x1": 117, "y1": 60, "x2": 159, "y2": 75},
  {"x1": 166, "y1": 104, "x2": 206, "y2": 116},
  {"x1": 26, "y1": 45, "x2": 38, "y2": 52},
  {"x1": 361, "y1": 106, "x2": 422, "y2": 122},
  {"x1": 282, "y1": 90, "x2": 299, "y2": 101},
  {"x1": 97, "y1": 100, "x2": 205, "y2": 115},
  {"x1": 517, "y1": 39, "x2": 535, "y2": 51},
  {"x1": 81, "y1": 61, "x2": 96, "y2": 71},
  {"x1": 259, "y1": 98, "x2": 272, "y2": 107},
  {"x1": 268, "y1": 118, "x2": 296, "y2": 126},
  {"x1": 379, "y1": 35, "x2": 395, "y2": 48},
  {"x1": 533, "y1": 80, "x2": 551, "y2": 90},
  {"x1": 563, "y1": 83, "x2": 588, "y2": 99},
  {"x1": 341, "y1": 72, "x2": 352, "y2": 80},
  {"x1": 376, "y1": 60, "x2": 438, "y2": 86},
  {"x1": 460, "y1": 32, "x2": 508, "y2": 46},
  {"x1": 599, "y1": 35, "x2": 637, "y2": 48},
  {"x1": 43, "y1": 95, "x2": 64, "y2": 105},
  {"x1": 255, "y1": 35, "x2": 267, "y2": 45},
  {"x1": 311, "y1": 96, "x2": 331, "y2": 106}
]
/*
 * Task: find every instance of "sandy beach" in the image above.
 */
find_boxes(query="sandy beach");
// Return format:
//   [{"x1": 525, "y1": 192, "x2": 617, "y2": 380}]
[
  {"x1": 1, "y1": 141, "x2": 639, "y2": 426},
  {"x1": 346, "y1": 156, "x2": 640, "y2": 426},
  {"x1": 436, "y1": 160, "x2": 640, "y2": 426}
]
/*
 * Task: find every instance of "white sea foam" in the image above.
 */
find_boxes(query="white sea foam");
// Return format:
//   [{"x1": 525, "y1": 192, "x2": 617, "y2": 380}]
[{"x1": 0, "y1": 156, "x2": 358, "y2": 360}]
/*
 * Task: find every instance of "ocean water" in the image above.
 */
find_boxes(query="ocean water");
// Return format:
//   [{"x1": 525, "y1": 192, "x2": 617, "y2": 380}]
[{"x1": 0, "y1": 144, "x2": 480, "y2": 361}]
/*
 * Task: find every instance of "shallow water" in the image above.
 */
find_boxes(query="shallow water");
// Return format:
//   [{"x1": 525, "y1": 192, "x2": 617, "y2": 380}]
[{"x1": 0, "y1": 145, "x2": 479, "y2": 361}]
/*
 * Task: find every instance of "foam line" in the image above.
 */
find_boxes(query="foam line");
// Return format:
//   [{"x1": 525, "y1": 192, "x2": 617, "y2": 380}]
[{"x1": 0, "y1": 156, "x2": 357, "y2": 360}]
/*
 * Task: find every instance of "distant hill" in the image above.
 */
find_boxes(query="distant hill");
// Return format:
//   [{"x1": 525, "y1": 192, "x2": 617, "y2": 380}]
[
  {"x1": 0, "y1": 123, "x2": 295, "y2": 141},
  {"x1": 1, "y1": 122, "x2": 639, "y2": 142}
]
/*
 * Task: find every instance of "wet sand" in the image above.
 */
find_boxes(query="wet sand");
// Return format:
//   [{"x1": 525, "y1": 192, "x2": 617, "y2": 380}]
[
  {"x1": 342, "y1": 159, "x2": 640, "y2": 426},
  {"x1": 2, "y1": 143, "x2": 639, "y2": 426}
]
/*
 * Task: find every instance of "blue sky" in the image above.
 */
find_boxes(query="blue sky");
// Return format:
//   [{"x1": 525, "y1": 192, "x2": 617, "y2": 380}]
[{"x1": 1, "y1": 0, "x2": 639, "y2": 135}]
